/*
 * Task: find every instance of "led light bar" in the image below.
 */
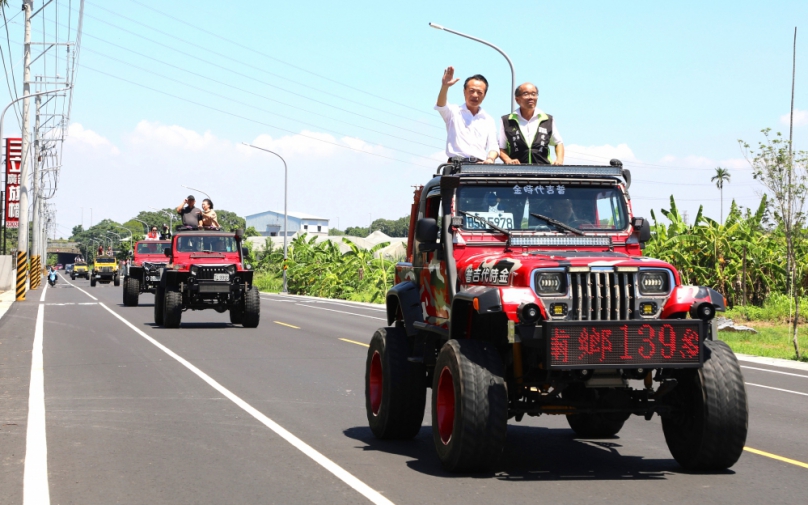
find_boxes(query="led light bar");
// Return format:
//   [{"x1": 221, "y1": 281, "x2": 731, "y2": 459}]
[
  {"x1": 456, "y1": 164, "x2": 624, "y2": 177},
  {"x1": 510, "y1": 236, "x2": 612, "y2": 247}
]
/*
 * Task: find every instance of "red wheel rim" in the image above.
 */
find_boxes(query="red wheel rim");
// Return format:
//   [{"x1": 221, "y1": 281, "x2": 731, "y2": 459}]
[
  {"x1": 436, "y1": 366, "x2": 455, "y2": 445},
  {"x1": 369, "y1": 351, "x2": 382, "y2": 416}
]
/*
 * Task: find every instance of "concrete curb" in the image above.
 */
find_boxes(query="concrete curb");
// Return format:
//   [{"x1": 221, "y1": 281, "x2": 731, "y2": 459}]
[
  {"x1": 736, "y1": 354, "x2": 808, "y2": 372},
  {"x1": 260, "y1": 291, "x2": 385, "y2": 309}
]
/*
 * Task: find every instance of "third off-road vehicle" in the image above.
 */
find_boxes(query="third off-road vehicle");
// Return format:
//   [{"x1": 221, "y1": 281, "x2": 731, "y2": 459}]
[{"x1": 364, "y1": 160, "x2": 748, "y2": 472}]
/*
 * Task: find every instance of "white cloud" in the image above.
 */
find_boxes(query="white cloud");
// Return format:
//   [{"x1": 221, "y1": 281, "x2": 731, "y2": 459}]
[
  {"x1": 56, "y1": 121, "x2": 427, "y2": 234},
  {"x1": 128, "y1": 120, "x2": 228, "y2": 152},
  {"x1": 66, "y1": 123, "x2": 120, "y2": 155},
  {"x1": 780, "y1": 108, "x2": 808, "y2": 127}
]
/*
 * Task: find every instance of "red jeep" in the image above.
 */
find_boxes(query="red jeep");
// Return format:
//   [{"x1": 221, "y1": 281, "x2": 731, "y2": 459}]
[
  {"x1": 122, "y1": 240, "x2": 172, "y2": 306},
  {"x1": 153, "y1": 229, "x2": 260, "y2": 328},
  {"x1": 365, "y1": 161, "x2": 747, "y2": 472}
]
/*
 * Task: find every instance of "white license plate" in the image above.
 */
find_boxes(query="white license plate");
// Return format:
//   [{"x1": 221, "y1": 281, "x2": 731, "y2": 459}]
[
  {"x1": 149, "y1": 276, "x2": 160, "y2": 281},
  {"x1": 213, "y1": 273, "x2": 229, "y2": 282}
]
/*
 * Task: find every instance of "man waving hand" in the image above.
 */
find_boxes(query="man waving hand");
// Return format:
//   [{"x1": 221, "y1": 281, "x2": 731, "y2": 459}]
[{"x1": 435, "y1": 66, "x2": 499, "y2": 164}]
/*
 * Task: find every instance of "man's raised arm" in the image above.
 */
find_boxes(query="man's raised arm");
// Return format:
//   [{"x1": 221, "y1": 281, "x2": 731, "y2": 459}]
[{"x1": 436, "y1": 66, "x2": 459, "y2": 107}]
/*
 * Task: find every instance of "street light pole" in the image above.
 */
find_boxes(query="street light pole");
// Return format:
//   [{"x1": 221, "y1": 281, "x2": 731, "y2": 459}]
[
  {"x1": 429, "y1": 23, "x2": 516, "y2": 113},
  {"x1": 181, "y1": 185, "x2": 212, "y2": 201},
  {"x1": 242, "y1": 143, "x2": 288, "y2": 293},
  {"x1": 0, "y1": 86, "x2": 72, "y2": 300},
  {"x1": 149, "y1": 207, "x2": 175, "y2": 231}
]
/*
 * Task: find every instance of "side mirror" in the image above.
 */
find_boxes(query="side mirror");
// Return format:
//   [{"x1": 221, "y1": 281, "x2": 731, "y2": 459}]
[
  {"x1": 164, "y1": 248, "x2": 171, "y2": 258},
  {"x1": 415, "y1": 218, "x2": 439, "y2": 253},
  {"x1": 632, "y1": 217, "x2": 651, "y2": 243}
]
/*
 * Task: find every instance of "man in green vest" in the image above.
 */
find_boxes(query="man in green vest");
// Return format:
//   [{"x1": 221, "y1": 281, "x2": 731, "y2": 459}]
[{"x1": 498, "y1": 82, "x2": 564, "y2": 165}]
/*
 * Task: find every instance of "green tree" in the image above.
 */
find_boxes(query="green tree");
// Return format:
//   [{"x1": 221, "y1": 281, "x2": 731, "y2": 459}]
[
  {"x1": 711, "y1": 167, "x2": 731, "y2": 224},
  {"x1": 739, "y1": 129, "x2": 808, "y2": 359}
]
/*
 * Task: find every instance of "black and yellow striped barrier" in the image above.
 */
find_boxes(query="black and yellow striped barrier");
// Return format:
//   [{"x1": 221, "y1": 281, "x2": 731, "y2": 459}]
[
  {"x1": 30, "y1": 255, "x2": 40, "y2": 290},
  {"x1": 16, "y1": 250, "x2": 27, "y2": 301}
]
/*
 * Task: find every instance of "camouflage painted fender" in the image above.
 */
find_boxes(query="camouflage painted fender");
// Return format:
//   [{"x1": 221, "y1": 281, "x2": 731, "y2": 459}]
[
  {"x1": 386, "y1": 281, "x2": 424, "y2": 337},
  {"x1": 661, "y1": 285, "x2": 726, "y2": 319}
]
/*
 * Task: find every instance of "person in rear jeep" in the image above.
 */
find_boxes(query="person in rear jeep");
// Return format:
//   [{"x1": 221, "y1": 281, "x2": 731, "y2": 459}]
[{"x1": 176, "y1": 195, "x2": 202, "y2": 229}]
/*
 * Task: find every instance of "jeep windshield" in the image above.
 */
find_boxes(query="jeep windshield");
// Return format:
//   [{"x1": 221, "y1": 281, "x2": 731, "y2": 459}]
[
  {"x1": 176, "y1": 235, "x2": 238, "y2": 253},
  {"x1": 456, "y1": 183, "x2": 628, "y2": 232},
  {"x1": 137, "y1": 242, "x2": 170, "y2": 255},
  {"x1": 96, "y1": 258, "x2": 116, "y2": 264}
]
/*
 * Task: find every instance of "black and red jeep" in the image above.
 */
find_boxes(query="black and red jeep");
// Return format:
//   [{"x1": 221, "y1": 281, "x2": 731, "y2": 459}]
[
  {"x1": 365, "y1": 161, "x2": 747, "y2": 472},
  {"x1": 122, "y1": 240, "x2": 171, "y2": 307},
  {"x1": 153, "y1": 229, "x2": 260, "y2": 328}
]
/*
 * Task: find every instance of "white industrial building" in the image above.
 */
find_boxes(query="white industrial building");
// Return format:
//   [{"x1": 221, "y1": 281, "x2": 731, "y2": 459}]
[{"x1": 245, "y1": 210, "x2": 329, "y2": 237}]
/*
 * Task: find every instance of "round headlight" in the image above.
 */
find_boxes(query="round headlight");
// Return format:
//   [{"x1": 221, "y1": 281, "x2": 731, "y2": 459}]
[{"x1": 227, "y1": 264, "x2": 236, "y2": 275}]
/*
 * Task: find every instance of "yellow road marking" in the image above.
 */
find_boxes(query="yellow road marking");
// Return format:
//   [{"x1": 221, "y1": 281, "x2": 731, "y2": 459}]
[
  {"x1": 273, "y1": 321, "x2": 300, "y2": 329},
  {"x1": 339, "y1": 338, "x2": 369, "y2": 348},
  {"x1": 744, "y1": 447, "x2": 808, "y2": 469}
]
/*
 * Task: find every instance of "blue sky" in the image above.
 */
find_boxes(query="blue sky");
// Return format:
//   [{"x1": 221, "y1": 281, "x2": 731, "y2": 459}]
[{"x1": 1, "y1": 0, "x2": 806, "y2": 235}]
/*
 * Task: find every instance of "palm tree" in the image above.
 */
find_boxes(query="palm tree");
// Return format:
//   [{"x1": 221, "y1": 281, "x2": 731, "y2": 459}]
[{"x1": 711, "y1": 167, "x2": 731, "y2": 224}]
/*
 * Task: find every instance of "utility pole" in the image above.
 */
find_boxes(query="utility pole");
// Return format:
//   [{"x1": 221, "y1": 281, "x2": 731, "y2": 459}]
[
  {"x1": 30, "y1": 90, "x2": 41, "y2": 289},
  {"x1": 15, "y1": 0, "x2": 33, "y2": 301}
]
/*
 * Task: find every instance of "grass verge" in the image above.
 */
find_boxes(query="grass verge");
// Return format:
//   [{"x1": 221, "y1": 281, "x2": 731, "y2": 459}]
[{"x1": 718, "y1": 323, "x2": 808, "y2": 362}]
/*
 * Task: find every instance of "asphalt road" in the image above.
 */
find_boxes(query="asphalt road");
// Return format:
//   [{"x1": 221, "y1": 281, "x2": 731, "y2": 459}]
[{"x1": 1, "y1": 274, "x2": 807, "y2": 504}]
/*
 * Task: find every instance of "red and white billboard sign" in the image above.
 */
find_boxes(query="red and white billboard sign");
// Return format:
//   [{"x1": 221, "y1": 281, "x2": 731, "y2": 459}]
[{"x1": 4, "y1": 137, "x2": 22, "y2": 229}]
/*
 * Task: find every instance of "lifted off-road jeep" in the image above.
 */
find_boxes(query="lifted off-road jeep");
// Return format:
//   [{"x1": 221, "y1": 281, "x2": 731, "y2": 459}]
[
  {"x1": 365, "y1": 161, "x2": 748, "y2": 472},
  {"x1": 153, "y1": 229, "x2": 260, "y2": 328},
  {"x1": 71, "y1": 261, "x2": 89, "y2": 280},
  {"x1": 91, "y1": 256, "x2": 119, "y2": 287},
  {"x1": 122, "y1": 240, "x2": 171, "y2": 307}
]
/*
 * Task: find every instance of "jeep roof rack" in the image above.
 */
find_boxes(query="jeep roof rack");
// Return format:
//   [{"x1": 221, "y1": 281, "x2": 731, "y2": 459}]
[{"x1": 437, "y1": 159, "x2": 631, "y2": 187}]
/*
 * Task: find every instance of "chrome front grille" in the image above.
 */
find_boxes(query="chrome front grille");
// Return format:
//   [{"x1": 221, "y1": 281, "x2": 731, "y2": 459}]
[
  {"x1": 571, "y1": 271, "x2": 637, "y2": 321},
  {"x1": 100, "y1": 267, "x2": 112, "y2": 273},
  {"x1": 197, "y1": 266, "x2": 228, "y2": 280}
]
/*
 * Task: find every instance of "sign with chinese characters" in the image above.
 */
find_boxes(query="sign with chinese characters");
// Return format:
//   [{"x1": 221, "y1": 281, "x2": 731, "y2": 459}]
[
  {"x1": 464, "y1": 259, "x2": 516, "y2": 286},
  {"x1": 544, "y1": 320, "x2": 703, "y2": 368},
  {"x1": 513, "y1": 184, "x2": 566, "y2": 195},
  {"x1": 4, "y1": 137, "x2": 22, "y2": 229}
]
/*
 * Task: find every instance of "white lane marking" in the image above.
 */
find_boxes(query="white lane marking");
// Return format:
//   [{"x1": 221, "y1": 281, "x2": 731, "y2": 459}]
[
  {"x1": 745, "y1": 382, "x2": 808, "y2": 397},
  {"x1": 61, "y1": 277, "x2": 97, "y2": 301},
  {"x1": 23, "y1": 303, "x2": 50, "y2": 505},
  {"x1": 39, "y1": 282, "x2": 48, "y2": 302},
  {"x1": 42, "y1": 302, "x2": 99, "y2": 306},
  {"x1": 266, "y1": 293, "x2": 386, "y2": 312},
  {"x1": 97, "y1": 302, "x2": 394, "y2": 505},
  {"x1": 296, "y1": 303, "x2": 387, "y2": 321},
  {"x1": 742, "y1": 366, "x2": 808, "y2": 379}
]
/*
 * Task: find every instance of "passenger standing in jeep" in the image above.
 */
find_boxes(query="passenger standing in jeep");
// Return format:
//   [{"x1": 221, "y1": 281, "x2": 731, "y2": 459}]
[
  {"x1": 498, "y1": 82, "x2": 564, "y2": 165},
  {"x1": 176, "y1": 195, "x2": 202, "y2": 229}
]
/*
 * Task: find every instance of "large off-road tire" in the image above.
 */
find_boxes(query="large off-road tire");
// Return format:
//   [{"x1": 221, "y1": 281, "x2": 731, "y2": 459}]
[
  {"x1": 154, "y1": 286, "x2": 165, "y2": 325},
  {"x1": 431, "y1": 339, "x2": 508, "y2": 472},
  {"x1": 661, "y1": 340, "x2": 748, "y2": 471},
  {"x1": 90, "y1": 275, "x2": 96, "y2": 287},
  {"x1": 123, "y1": 277, "x2": 140, "y2": 307},
  {"x1": 241, "y1": 286, "x2": 260, "y2": 328},
  {"x1": 70, "y1": 274, "x2": 75, "y2": 280},
  {"x1": 365, "y1": 326, "x2": 426, "y2": 440},
  {"x1": 113, "y1": 274, "x2": 120, "y2": 287},
  {"x1": 229, "y1": 308, "x2": 244, "y2": 325},
  {"x1": 163, "y1": 289, "x2": 183, "y2": 328}
]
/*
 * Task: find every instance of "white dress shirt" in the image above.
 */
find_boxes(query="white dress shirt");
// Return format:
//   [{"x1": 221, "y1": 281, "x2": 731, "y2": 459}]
[
  {"x1": 435, "y1": 103, "x2": 499, "y2": 160},
  {"x1": 497, "y1": 108, "x2": 563, "y2": 150}
]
